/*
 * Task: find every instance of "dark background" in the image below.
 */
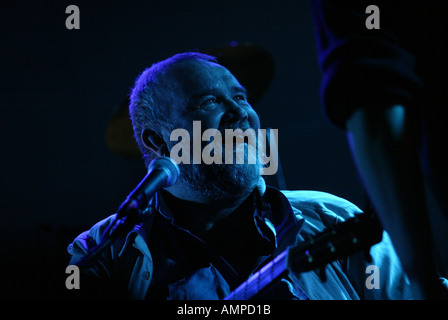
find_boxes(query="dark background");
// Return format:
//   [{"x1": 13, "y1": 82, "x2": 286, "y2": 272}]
[{"x1": 1, "y1": 1, "x2": 446, "y2": 299}]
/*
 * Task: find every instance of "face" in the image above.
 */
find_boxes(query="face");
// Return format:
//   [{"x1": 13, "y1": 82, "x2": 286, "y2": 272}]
[{"x1": 160, "y1": 59, "x2": 263, "y2": 200}]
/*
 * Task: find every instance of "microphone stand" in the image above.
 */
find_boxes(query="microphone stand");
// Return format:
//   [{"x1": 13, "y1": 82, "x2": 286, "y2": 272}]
[
  {"x1": 77, "y1": 159, "x2": 174, "y2": 267},
  {"x1": 76, "y1": 200, "x2": 145, "y2": 267},
  {"x1": 76, "y1": 156, "x2": 179, "y2": 267}
]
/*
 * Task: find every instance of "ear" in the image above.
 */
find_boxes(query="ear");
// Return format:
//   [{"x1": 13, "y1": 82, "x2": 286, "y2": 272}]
[{"x1": 141, "y1": 128, "x2": 169, "y2": 157}]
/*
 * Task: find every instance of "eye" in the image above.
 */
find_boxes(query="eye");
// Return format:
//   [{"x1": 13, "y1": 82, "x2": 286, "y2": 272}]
[
  {"x1": 234, "y1": 94, "x2": 247, "y2": 101},
  {"x1": 199, "y1": 96, "x2": 219, "y2": 108}
]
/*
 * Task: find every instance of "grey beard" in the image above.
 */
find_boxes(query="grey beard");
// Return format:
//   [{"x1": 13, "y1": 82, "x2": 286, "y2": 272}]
[
  {"x1": 176, "y1": 132, "x2": 267, "y2": 200},
  {"x1": 179, "y1": 160, "x2": 261, "y2": 200}
]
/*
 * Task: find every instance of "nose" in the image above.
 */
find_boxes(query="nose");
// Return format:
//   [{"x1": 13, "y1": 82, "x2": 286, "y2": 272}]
[{"x1": 221, "y1": 98, "x2": 249, "y2": 125}]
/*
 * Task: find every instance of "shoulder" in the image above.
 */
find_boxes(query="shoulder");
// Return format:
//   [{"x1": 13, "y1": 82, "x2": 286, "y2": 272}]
[
  {"x1": 67, "y1": 214, "x2": 118, "y2": 259},
  {"x1": 280, "y1": 190, "x2": 363, "y2": 232},
  {"x1": 280, "y1": 190, "x2": 363, "y2": 218}
]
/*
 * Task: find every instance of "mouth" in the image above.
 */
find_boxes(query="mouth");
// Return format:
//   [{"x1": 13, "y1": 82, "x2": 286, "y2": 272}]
[{"x1": 219, "y1": 118, "x2": 253, "y2": 131}]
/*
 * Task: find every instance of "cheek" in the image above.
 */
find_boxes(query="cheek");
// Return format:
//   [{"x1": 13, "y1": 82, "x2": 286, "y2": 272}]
[
  {"x1": 190, "y1": 106, "x2": 260, "y2": 131},
  {"x1": 195, "y1": 111, "x2": 226, "y2": 131},
  {"x1": 248, "y1": 109, "x2": 261, "y2": 130}
]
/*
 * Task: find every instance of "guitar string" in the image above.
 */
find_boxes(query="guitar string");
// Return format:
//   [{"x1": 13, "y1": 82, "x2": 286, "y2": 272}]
[{"x1": 234, "y1": 250, "x2": 288, "y2": 300}]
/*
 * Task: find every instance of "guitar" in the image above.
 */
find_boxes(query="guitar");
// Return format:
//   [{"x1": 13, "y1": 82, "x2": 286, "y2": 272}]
[{"x1": 224, "y1": 212, "x2": 383, "y2": 300}]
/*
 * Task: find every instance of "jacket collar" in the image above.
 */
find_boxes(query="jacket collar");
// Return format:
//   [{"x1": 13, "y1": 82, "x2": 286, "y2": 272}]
[{"x1": 145, "y1": 176, "x2": 304, "y2": 248}]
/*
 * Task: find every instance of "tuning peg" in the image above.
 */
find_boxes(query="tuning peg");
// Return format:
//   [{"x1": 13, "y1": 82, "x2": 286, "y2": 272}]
[
  {"x1": 305, "y1": 250, "x2": 313, "y2": 263},
  {"x1": 328, "y1": 242, "x2": 336, "y2": 253}
]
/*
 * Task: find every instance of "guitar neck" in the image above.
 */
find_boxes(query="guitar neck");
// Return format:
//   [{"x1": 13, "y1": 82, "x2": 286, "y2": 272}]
[
  {"x1": 224, "y1": 249, "x2": 289, "y2": 300},
  {"x1": 224, "y1": 212, "x2": 383, "y2": 300}
]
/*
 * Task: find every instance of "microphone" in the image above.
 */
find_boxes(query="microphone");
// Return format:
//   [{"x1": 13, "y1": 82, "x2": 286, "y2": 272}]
[
  {"x1": 80, "y1": 157, "x2": 179, "y2": 265},
  {"x1": 116, "y1": 156, "x2": 180, "y2": 217}
]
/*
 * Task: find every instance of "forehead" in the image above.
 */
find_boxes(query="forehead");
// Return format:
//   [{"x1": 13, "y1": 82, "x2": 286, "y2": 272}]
[{"x1": 166, "y1": 59, "x2": 243, "y2": 95}]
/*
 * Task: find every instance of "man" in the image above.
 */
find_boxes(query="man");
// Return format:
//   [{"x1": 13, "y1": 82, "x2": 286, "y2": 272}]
[{"x1": 68, "y1": 52, "x2": 412, "y2": 299}]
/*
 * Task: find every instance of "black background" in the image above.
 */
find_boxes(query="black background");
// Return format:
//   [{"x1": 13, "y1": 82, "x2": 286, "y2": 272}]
[{"x1": 1, "y1": 1, "x2": 447, "y2": 299}]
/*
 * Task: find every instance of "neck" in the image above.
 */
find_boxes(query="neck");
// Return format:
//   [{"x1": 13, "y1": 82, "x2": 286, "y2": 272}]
[{"x1": 164, "y1": 184, "x2": 253, "y2": 237}]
